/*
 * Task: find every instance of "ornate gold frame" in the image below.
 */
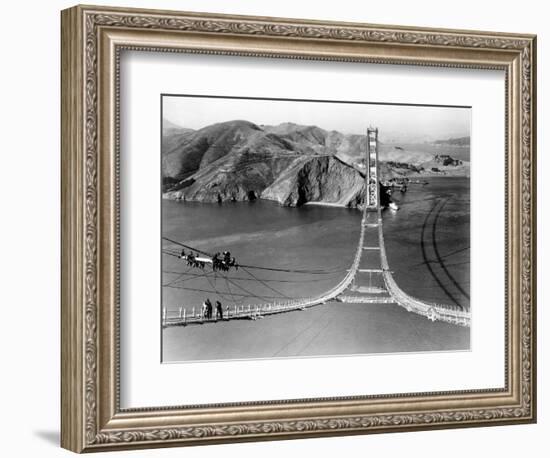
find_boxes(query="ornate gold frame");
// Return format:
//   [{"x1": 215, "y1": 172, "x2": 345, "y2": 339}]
[{"x1": 61, "y1": 4, "x2": 537, "y2": 453}]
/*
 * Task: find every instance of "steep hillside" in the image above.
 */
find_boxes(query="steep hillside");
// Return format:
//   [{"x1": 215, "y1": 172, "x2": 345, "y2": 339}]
[{"x1": 162, "y1": 120, "x2": 264, "y2": 184}]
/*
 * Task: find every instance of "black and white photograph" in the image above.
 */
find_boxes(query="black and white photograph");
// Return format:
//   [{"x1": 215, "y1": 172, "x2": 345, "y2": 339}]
[{"x1": 160, "y1": 95, "x2": 471, "y2": 362}]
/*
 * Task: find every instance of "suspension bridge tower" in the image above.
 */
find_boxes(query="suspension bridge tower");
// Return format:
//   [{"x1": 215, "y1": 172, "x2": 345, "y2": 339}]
[
  {"x1": 338, "y1": 127, "x2": 395, "y2": 303},
  {"x1": 366, "y1": 127, "x2": 380, "y2": 211}
]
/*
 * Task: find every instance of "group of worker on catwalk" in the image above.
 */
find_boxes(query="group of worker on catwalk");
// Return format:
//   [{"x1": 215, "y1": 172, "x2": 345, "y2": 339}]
[
  {"x1": 201, "y1": 298, "x2": 224, "y2": 320},
  {"x1": 212, "y1": 251, "x2": 238, "y2": 271},
  {"x1": 179, "y1": 249, "x2": 238, "y2": 272},
  {"x1": 179, "y1": 249, "x2": 206, "y2": 269}
]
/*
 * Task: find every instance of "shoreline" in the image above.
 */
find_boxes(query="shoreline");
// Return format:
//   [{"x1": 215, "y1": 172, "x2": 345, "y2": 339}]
[
  {"x1": 162, "y1": 175, "x2": 468, "y2": 207},
  {"x1": 303, "y1": 201, "x2": 347, "y2": 208}
]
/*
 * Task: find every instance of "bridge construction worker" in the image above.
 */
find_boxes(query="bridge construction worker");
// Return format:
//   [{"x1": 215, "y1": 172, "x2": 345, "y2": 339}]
[
  {"x1": 207, "y1": 299, "x2": 213, "y2": 319},
  {"x1": 215, "y1": 300, "x2": 223, "y2": 320},
  {"x1": 212, "y1": 252, "x2": 221, "y2": 271},
  {"x1": 203, "y1": 298, "x2": 213, "y2": 319},
  {"x1": 224, "y1": 252, "x2": 233, "y2": 271}
]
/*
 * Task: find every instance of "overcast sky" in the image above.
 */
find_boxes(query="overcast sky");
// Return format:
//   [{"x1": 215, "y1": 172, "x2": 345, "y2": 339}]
[{"x1": 162, "y1": 95, "x2": 470, "y2": 143}]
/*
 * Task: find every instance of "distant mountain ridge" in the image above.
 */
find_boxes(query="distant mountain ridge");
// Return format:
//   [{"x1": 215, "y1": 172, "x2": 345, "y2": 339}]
[
  {"x1": 434, "y1": 136, "x2": 470, "y2": 146},
  {"x1": 162, "y1": 120, "x2": 469, "y2": 207}
]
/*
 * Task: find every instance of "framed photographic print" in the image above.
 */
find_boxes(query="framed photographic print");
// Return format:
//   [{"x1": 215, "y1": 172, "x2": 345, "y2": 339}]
[{"x1": 61, "y1": 4, "x2": 537, "y2": 453}]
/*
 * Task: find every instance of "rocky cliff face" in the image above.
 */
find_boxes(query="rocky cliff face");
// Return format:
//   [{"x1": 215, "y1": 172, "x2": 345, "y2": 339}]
[
  {"x1": 162, "y1": 120, "x2": 468, "y2": 207},
  {"x1": 261, "y1": 155, "x2": 365, "y2": 207}
]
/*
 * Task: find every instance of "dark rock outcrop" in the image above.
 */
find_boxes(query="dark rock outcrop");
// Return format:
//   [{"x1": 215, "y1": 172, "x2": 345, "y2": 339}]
[{"x1": 261, "y1": 156, "x2": 365, "y2": 207}]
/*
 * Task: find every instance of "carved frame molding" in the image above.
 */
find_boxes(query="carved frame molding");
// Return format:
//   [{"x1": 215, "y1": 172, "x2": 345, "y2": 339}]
[{"x1": 61, "y1": 5, "x2": 536, "y2": 453}]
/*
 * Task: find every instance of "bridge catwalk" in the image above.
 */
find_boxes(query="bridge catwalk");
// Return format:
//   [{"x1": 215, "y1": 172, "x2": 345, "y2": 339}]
[{"x1": 162, "y1": 127, "x2": 471, "y2": 327}]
